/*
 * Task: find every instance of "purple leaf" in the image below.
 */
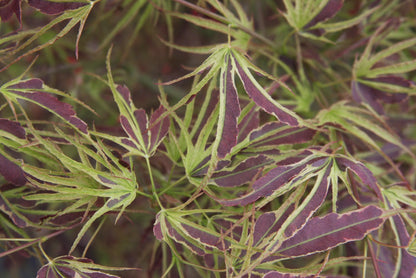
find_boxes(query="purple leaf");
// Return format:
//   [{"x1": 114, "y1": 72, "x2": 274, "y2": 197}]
[
  {"x1": 249, "y1": 122, "x2": 316, "y2": 148},
  {"x1": 0, "y1": 153, "x2": 26, "y2": 186},
  {"x1": 212, "y1": 155, "x2": 272, "y2": 187},
  {"x1": 165, "y1": 221, "x2": 205, "y2": 256},
  {"x1": 28, "y1": 0, "x2": 87, "y2": 15},
  {"x1": 305, "y1": 0, "x2": 344, "y2": 29},
  {"x1": 237, "y1": 103, "x2": 259, "y2": 143},
  {"x1": 234, "y1": 58, "x2": 299, "y2": 126},
  {"x1": 11, "y1": 79, "x2": 88, "y2": 134},
  {"x1": 0, "y1": 0, "x2": 21, "y2": 23},
  {"x1": 116, "y1": 84, "x2": 132, "y2": 104},
  {"x1": 0, "y1": 118, "x2": 25, "y2": 139},
  {"x1": 253, "y1": 203, "x2": 295, "y2": 246},
  {"x1": 336, "y1": 157, "x2": 382, "y2": 199},
  {"x1": 276, "y1": 205, "x2": 384, "y2": 257},
  {"x1": 134, "y1": 109, "x2": 149, "y2": 147},
  {"x1": 148, "y1": 105, "x2": 170, "y2": 151},
  {"x1": 218, "y1": 59, "x2": 241, "y2": 158}
]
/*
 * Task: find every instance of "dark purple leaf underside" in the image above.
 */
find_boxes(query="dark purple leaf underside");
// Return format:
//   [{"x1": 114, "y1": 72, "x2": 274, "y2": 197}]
[
  {"x1": 277, "y1": 205, "x2": 384, "y2": 257},
  {"x1": 0, "y1": 0, "x2": 21, "y2": 23},
  {"x1": 0, "y1": 118, "x2": 25, "y2": 139},
  {"x1": 219, "y1": 162, "x2": 309, "y2": 206},
  {"x1": 182, "y1": 223, "x2": 230, "y2": 251},
  {"x1": 28, "y1": 0, "x2": 87, "y2": 15},
  {"x1": 148, "y1": 105, "x2": 170, "y2": 151},
  {"x1": 305, "y1": 0, "x2": 344, "y2": 29},
  {"x1": 249, "y1": 122, "x2": 316, "y2": 147},
  {"x1": 212, "y1": 155, "x2": 272, "y2": 187},
  {"x1": 284, "y1": 162, "x2": 331, "y2": 238},
  {"x1": 0, "y1": 153, "x2": 26, "y2": 186},
  {"x1": 234, "y1": 59, "x2": 298, "y2": 126},
  {"x1": 218, "y1": 60, "x2": 241, "y2": 158},
  {"x1": 11, "y1": 79, "x2": 87, "y2": 134},
  {"x1": 336, "y1": 157, "x2": 382, "y2": 199}
]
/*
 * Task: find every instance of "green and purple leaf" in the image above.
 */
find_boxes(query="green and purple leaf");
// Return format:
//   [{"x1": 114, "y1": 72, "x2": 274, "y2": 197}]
[
  {"x1": 217, "y1": 58, "x2": 241, "y2": 158},
  {"x1": 0, "y1": 118, "x2": 26, "y2": 139},
  {"x1": 211, "y1": 155, "x2": 273, "y2": 187},
  {"x1": 233, "y1": 54, "x2": 300, "y2": 126},
  {"x1": 9, "y1": 79, "x2": 88, "y2": 134},
  {"x1": 276, "y1": 205, "x2": 384, "y2": 257}
]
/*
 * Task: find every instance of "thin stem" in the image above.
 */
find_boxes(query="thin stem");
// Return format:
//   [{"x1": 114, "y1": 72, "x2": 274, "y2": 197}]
[{"x1": 146, "y1": 156, "x2": 164, "y2": 209}]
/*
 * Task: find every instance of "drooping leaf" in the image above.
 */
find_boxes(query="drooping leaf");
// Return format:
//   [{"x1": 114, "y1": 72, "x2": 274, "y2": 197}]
[
  {"x1": 0, "y1": 0, "x2": 21, "y2": 23},
  {"x1": 28, "y1": 0, "x2": 88, "y2": 15},
  {"x1": 276, "y1": 205, "x2": 384, "y2": 257}
]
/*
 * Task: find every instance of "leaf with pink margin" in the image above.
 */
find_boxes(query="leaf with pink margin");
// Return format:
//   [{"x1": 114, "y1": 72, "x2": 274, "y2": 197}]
[
  {"x1": 276, "y1": 205, "x2": 384, "y2": 257},
  {"x1": 233, "y1": 54, "x2": 299, "y2": 126},
  {"x1": 0, "y1": 0, "x2": 21, "y2": 23},
  {"x1": 9, "y1": 79, "x2": 88, "y2": 134},
  {"x1": 0, "y1": 153, "x2": 26, "y2": 186},
  {"x1": 304, "y1": 0, "x2": 344, "y2": 29},
  {"x1": 249, "y1": 122, "x2": 316, "y2": 148},
  {"x1": 218, "y1": 58, "x2": 241, "y2": 158},
  {"x1": 28, "y1": 0, "x2": 87, "y2": 15},
  {"x1": 335, "y1": 157, "x2": 382, "y2": 199},
  {"x1": 0, "y1": 118, "x2": 25, "y2": 139},
  {"x1": 211, "y1": 155, "x2": 273, "y2": 187},
  {"x1": 181, "y1": 222, "x2": 231, "y2": 251}
]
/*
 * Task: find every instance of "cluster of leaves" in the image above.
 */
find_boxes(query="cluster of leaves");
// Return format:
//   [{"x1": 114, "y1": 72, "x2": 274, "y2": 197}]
[{"x1": 1, "y1": 0, "x2": 416, "y2": 277}]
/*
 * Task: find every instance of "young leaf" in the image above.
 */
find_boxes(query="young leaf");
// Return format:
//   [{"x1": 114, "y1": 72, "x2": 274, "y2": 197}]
[{"x1": 304, "y1": 0, "x2": 344, "y2": 29}]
